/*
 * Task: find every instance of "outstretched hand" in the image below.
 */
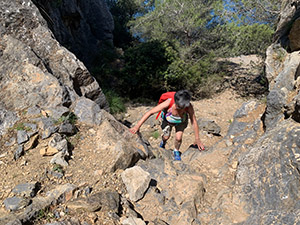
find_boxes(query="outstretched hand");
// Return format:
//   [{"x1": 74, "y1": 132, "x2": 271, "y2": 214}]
[
  {"x1": 194, "y1": 139, "x2": 205, "y2": 151},
  {"x1": 129, "y1": 126, "x2": 139, "y2": 134}
]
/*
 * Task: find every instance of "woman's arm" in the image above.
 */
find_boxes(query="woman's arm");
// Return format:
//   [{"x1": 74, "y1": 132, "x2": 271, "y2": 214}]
[
  {"x1": 129, "y1": 99, "x2": 171, "y2": 134},
  {"x1": 188, "y1": 104, "x2": 205, "y2": 151}
]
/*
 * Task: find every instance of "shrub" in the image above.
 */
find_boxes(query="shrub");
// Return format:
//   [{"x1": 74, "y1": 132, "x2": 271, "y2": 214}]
[
  {"x1": 104, "y1": 90, "x2": 126, "y2": 114},
  {"x1": 120, "y1": 40, "x2": 173, "y2": 99}
]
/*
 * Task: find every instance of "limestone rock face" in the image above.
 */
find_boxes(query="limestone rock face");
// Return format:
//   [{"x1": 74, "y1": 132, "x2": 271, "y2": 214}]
[
  {"x1": 289, "y1": 17, "x2": 300, "y2": 51},
  {"x1": 230, "y1": 1, "x2": 300, "y2": 223},
  {"x1": 274, "y1": 0, "x2": 300, "y2": 51},
  {"x1": 264, "y1": 44, "x2": 300, "y2": 130},
  {"x1": 235, "y1": 120, "x2": 300, "y2": 224},
  {"x1": 274, "y1": 0, "x2": 297, "y2": 44},
  {"x1": 0, "y1": 0, "x2": 109, "y2": 135},
  {"x1": 33, "y1": 0, "x2": 114, "y2": 67}
]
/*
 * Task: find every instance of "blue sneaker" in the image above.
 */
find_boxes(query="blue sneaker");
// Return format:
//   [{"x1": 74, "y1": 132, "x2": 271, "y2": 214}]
[
  {"x1": 173, "y1": 150, "x2": 181, "y2": 161},
  {"x1": 159, "y1": 141, "x2": 165, "y2": 149}
]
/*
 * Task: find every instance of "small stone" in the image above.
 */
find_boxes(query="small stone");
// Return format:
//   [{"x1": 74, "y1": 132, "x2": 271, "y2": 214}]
[
  {"x1": 225, "y1": 139, "x2": 232, "y2": 147},
  {"x1": 40, "y1": 147, "x2": 59, "y2": 156},
  {"x1": 0, "y1": 152, "x2": 7, "y2": 158},
  {"x1": 20, "y1": 160, "x2": 27, "y2": 166},
  {"x1": 14, "y1": 145, "x2": 24, "y2": 160},
  {"x1": 17, "y1": 130, "x2": 29, "y2": 145},
  {"x1": 12, "y1": 182, "x2": 38, "y2": 197},
  {"x1": 58, "y1": 122, "x2": 75, "y2": 135},
  {"x1": 84, "y1": 187, "x2": 92, "y2": 196},
  {"x1": 89, "y1": 128, "x2": 96, "y2": 134},
  {"x1": 5, "y1": 137, "x2": 16, "y2": 146},
  {"x1": 24, "y1": 134, "x2": 39, "y2": 151},
  {"x1": 232, "y1": 161, "x2": 239, "y2": 169},
  {"x1": 4, "y1": 196, "x2": 31, "y2": 211},
  {"x1": 94, "y1": 169, "x2": 103, "y2": 176},
  {"x1": 50, "y1": 152, "x2": 68, "y2": 167}
]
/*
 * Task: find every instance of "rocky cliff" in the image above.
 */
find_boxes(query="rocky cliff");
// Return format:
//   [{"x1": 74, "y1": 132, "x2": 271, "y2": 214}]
[
  {"x1": 0, "y1": 0, "x2": 110, "y2": 136},
  {"x1": 32, "y1": 0, "x2": 114, "y2": 67},
  {"x1": 0, "y1": 0, "x2": 300, "y2": 224}
]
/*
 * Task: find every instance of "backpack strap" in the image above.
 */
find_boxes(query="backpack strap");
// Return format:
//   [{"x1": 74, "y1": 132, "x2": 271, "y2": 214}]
[{"x1": 155, "y1": 97, "x2": 175, "y2": 120}]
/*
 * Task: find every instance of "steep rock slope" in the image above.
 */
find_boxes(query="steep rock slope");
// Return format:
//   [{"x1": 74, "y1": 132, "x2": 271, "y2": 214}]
[
  {"x1": 0, "y1": 0, "x2": 109, "y2": 136},
  {"x1": 32, "y1": 0, "x2": 114, "y2": 67}
]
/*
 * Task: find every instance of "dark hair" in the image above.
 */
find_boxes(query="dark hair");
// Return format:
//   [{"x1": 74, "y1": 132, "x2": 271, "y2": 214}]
[{"x1": 174, "y1": 90, "x2": 191, "y2": 109}]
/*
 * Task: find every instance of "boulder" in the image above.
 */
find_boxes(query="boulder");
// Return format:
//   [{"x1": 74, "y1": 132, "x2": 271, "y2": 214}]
[
  {"x1": 73, "y1": 97, "x2": 102, "y2": 125},
  {"x1": 234, "y1": 120, "x2": 300, "y2": 224},
  {"x1": 66, "y1": 190, "x2": 120, "y2": 213},
  {"x1": 121, "y1": 166, "x2": 151, "y2": 202}
]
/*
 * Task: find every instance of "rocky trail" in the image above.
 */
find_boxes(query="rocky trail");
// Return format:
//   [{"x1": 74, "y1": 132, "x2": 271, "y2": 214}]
[
  {"x1": 0, "y1": 89, "x2": 262, "y2": 224},
  {"x1": 1, "y1": 0, "x2": 300, "y2": 224}
]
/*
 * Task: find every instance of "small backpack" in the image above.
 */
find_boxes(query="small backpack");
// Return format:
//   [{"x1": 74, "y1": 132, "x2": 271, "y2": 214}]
[{"x1": 155, "y1": 92, "x2": 176, "y2": 119}]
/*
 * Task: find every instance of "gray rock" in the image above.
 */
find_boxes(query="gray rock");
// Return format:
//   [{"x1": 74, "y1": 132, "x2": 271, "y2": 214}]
[
  {"x1": 49, "y1": 171, "x2": 64, "y2": 179},
  {"x1": 34, "y1": 0, "x2": 114, "y2": 68},
  {"x1": 46, "y1": 106, "x2": 70, "y2": 120},
  {"x1": 234, "y1": 101, "x2": 259, "y2": 118},
  {"x1": 273, "y1": 0, "x2": 296, "y2": 45},
  {"x1": 50, "y1": 151, "x2": 69, "y2": 167},
  {"x1": 17, "y1": 130, "x2": 29, "y2": 144},
  {"x1": 12, "y1": 182, "x2": 38, "y2": 198},
  {"x1": 14, "y1": 145, "x2": 24, "y2": 160},
  {"x1": 73, "y1": 97, "x2": 102, "y2": 125},
  {"x1": 0, "y1": 0, "x2": 109, "y2": 120},
  {"x1": 227, "y1": 121, "x2": 248, "y2": 137},
  {"x1": 26, "y1": 106, "x2": 41, "y2": 116},
  {"x1": 0, "y1": 105, "x2": 19, "y2": 136},
  {"x1": 58, "y1": 121, "x2": 76, "y2": 135},
  {"x1": 197, "y1": 118, "x2": 221, "y2": 135},
  {"x1": 48, "y1": 133, "x2": 68, "y2": 153},
  {"x1": 235, "y1": 120, "x2": 300, "y2": 224},
  {"x1": 38, "y1": 118, "x2": 59, "y2": 139},
  {"x1": 264, "y1": 89, "x2": 286, "y2": 130},
  {"x1": 23, "y1": 123, "x2": 38, "y2": 137},
  {"x1": 66, "y1": 190, "x2": 120, "y2": 213},
  {"x1": 3, "y1": 196, "x2": 31, "y2": 211}
]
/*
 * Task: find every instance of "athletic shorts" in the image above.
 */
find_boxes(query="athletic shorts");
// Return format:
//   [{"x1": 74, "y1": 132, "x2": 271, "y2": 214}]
[{"x1": 161, "y1": 116, "x2": 188, "y2": 137}]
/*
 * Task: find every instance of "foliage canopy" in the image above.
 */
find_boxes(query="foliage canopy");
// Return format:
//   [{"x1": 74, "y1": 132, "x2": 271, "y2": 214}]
[{"x1": 98, "y1": 0, "x2": 280, "y2": 101}]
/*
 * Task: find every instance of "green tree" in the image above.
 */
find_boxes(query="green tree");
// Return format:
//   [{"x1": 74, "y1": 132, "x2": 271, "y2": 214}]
[
  {"x1": 105, "y1": 0, "x2": 155, "y2": 48},
  {"x1": 120, "y1": 40, "x2": 173, "y2": 99},
  {"x1": 100, "y1": 0, "x2": 275, "y2": 101},
  {"x1": 130, "y1": 0, "x2": 222, "y2": 48},
  {"x1": 225, "y1": 0, "x2": 281, "y2": 28}
]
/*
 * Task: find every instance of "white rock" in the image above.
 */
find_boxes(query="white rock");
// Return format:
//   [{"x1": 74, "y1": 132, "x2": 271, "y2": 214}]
[{"x1": 121, "y1": 166, "x2": 151, "y2": 202}]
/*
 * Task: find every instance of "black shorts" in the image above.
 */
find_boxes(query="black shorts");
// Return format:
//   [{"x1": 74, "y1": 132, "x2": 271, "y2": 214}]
[{"x1": 160, "y1": 116, "x2": 188, "y2": 137}]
